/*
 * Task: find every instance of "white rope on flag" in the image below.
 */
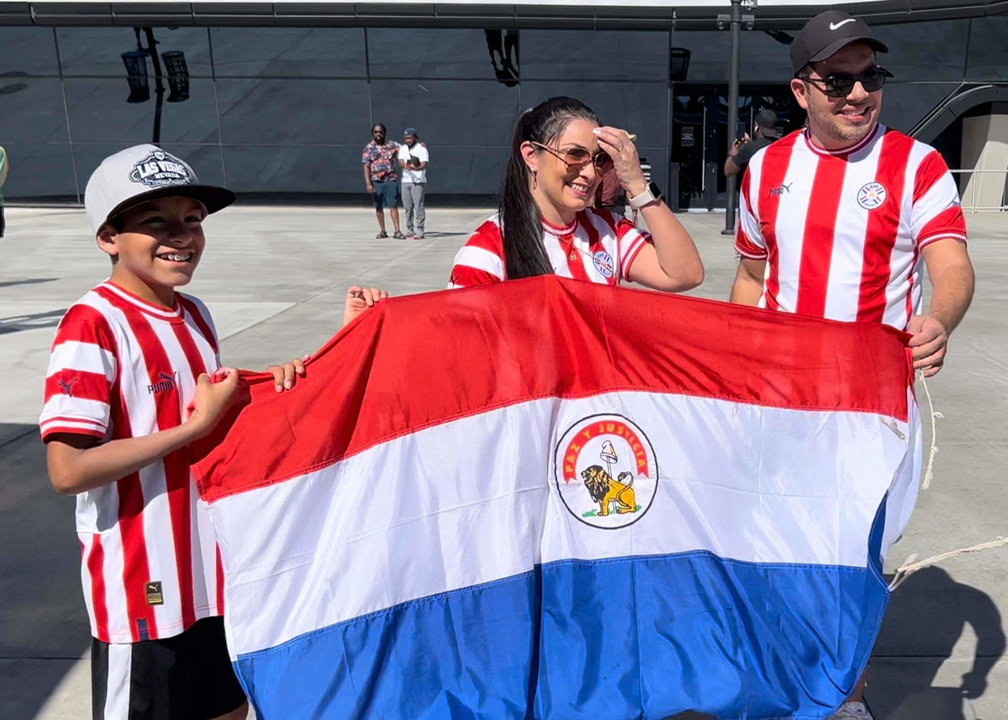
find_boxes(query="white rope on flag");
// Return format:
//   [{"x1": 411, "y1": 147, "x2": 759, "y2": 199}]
[
  {"x1": 889, "y1": 537, "x2": 1008, "y2": 592},
  {"x1": 918, "y1": 371, "x2": 942, "y2": 491}
]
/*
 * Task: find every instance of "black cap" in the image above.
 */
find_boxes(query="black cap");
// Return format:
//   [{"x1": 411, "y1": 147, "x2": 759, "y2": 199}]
[
  {"x1": 754, "y1": 109, "x2": 780, "y2": 138},
  {"x1": 790, "y1": 10, "x2": 888, "y2": 75}
]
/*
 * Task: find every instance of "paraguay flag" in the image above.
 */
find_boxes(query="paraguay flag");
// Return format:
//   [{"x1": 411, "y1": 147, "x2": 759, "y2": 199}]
[{"x1": 191, "y1": 276, "x2": 920, "y2": 720}]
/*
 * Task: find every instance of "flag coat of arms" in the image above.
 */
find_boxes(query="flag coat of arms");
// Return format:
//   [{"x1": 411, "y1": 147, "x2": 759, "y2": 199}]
[{"x1": 191, "y1": 276, "x2": 920, "y2": 720}]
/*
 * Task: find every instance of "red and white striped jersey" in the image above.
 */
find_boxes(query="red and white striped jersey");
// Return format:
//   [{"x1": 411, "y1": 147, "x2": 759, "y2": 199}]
[
  {"x1": 448, "y1": 208, "x2": 651, "y2": 288},
  {"x1": 40, "y1": 282, "x2": 225, "y2": 644},
  {"x1": 735, "y1": 124, "x2": 967, "y2": 329}
]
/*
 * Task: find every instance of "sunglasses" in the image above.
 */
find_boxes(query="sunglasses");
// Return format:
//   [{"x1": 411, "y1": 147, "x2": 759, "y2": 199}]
[
  {"x1": 531, "y1": 141, "x2": 613, "y2": 174},
  {"x1": 802, "y1": 66, "x2": 893, "y2": 98}
]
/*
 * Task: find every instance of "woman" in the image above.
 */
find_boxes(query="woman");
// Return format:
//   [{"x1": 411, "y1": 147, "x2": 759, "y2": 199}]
[{"x1": 449, "y1": 97, "x2": 703, "y2": 291}]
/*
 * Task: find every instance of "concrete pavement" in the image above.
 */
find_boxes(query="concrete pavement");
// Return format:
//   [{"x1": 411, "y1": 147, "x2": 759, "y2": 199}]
[{"x1": 1, "y1": 204, "x2": 1005, "y2": 719}]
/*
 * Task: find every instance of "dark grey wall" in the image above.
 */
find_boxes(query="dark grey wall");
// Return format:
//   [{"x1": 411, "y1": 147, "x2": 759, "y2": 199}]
[{"x1": 0, "y1": 17, "x2": 1003, "y2": 201}]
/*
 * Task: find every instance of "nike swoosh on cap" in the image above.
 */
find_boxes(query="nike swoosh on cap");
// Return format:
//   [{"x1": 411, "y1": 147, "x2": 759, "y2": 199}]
[{"x1": 829, "y1": 19, "x2": 857, "y2": 30}]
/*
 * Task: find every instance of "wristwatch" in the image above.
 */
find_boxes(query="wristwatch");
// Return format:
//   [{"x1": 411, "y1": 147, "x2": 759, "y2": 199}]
[{"x1": 628, "y1": 181, "x2": 663, "y2": 209}]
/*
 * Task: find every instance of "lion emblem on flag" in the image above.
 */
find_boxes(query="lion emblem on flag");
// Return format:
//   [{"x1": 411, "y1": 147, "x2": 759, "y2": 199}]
[
  {"x1": 554, "y1": 414, "x2": 658, "y2": 529},
  {"x1": 581, "y1": 464, "x2": 637, "y2": 516}
]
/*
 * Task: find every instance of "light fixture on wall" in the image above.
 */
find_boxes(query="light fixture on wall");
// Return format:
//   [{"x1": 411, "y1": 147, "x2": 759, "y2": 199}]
[
  {"x1": 121, "y1": 49, "x2": 151, "y2": 103},
  {"x1": 121, "y1": 28, "x2": 190, "y2": 142},
  {"x1": 669, "y1": 47, "x2": 691, "y2": 83},
  {"x1": 161, "y1": 51, "x2": 190, "y2": 102}
]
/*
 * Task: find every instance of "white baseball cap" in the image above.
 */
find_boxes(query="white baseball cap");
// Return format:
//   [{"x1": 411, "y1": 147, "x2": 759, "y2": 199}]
[{"x1": 84, "y1": 144, "x2": 236, "y2": 233}]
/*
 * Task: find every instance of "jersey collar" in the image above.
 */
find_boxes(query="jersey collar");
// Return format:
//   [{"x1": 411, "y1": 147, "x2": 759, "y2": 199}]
[
  {"x1": 101, "y1": 281, "x2": 185, "y2": 322},
  {"x1": 540, "y1": 215, "x2": 578, "y2": 238},
  {"x1": 802, "y1": 123, "x2": 883, "y2": 157}
]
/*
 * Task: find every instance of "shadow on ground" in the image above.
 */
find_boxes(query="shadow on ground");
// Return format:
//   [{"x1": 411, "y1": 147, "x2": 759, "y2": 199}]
[
  {"x1": 0, "y1": 277, "x2": 58, "y2": 289},
  {"x1": 868, "y1": 566, "x2": 1005, "y2": 719},
  {"x1": 0, "y1": 308, "x2": 67, "y2": 335},
  {"x1": 0, "y1": 424, "x2": 89, "y2": 720}
]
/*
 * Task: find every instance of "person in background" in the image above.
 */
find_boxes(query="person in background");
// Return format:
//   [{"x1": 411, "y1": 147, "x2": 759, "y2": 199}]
[
  {"x1": 362, "y1": 124, "x2": 405, "y2": 239},
  {"x1": 398, "y1": 127, "x2": 429, "y2": 240},
  {"x1": 724, "y1": 108, "x2": 780, "y2": 179}
]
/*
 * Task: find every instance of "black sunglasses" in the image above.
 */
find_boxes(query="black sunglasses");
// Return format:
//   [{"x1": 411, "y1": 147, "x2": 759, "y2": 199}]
[
  {"x1": 531, "y1": 141, "x2": 613, "y2": 174},
  {"x1": 802, "y1": 66, "x2": 893, "y2": 98}
]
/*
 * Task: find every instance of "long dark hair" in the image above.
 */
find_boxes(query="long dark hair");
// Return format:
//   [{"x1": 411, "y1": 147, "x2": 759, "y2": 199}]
[{"x1": 500, "y1": 97, "x2": 600, "y2": 280}]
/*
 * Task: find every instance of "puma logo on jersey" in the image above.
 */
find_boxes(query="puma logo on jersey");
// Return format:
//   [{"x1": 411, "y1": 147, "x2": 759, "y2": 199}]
[
  {"x1": 58, "y1": 377, "x2": 79, "y2": 397},
  {"x1": 147, "y1": 371, "x2": 178, "y2": 394},
  {"x1": 769, "y1": 182, "x2": 792, "y2": 197}
]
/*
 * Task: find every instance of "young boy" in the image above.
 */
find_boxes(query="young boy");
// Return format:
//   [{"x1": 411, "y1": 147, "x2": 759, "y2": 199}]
[{"x1": 39, "y1": 144, "x2": 311, "y2": 720}]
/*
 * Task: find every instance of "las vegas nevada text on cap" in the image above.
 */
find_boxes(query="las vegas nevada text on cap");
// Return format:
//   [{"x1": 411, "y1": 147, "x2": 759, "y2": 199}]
[{"x1": 84, "y1": 144, "x2": 236, "y2": 233}]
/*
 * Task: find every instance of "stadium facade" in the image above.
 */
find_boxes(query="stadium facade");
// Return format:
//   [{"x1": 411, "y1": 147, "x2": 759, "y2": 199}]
[{"x1": 1, "y1": 0, "x2": 1007, "y2": 210}]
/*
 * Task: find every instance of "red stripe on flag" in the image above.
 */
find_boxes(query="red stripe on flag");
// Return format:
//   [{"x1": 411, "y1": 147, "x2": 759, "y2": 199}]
[
  {"x1": 191, "y1": 277, "x2": 913, "y2": 503},
  {"x1": 857, "y1": 130, "x2": 913, "y2": 323}
]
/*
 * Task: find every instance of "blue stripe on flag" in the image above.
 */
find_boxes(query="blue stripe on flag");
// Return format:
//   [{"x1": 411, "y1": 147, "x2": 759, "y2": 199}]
[{"x1": 236, "y1": 552, "x2": 888, "y2": 720}]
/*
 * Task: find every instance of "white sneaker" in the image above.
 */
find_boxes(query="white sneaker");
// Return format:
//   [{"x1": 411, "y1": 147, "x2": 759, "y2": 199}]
[{"x1": 830, "y1": 701, "x2": 874, "y2": 719}]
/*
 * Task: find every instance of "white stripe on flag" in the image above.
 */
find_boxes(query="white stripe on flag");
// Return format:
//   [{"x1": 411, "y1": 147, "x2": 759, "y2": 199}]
[{"x1": 211, "y1": 391, "x2": 917, "y2": 658}]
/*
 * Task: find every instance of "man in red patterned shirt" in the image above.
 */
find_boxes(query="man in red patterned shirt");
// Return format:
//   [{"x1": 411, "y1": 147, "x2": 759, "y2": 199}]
[
  {"x1": 730, "y1": 10, "x2": 974, "y2": 379},
  {"x1": 362, "y1": 123, "x2": 405, "y2": 239}
]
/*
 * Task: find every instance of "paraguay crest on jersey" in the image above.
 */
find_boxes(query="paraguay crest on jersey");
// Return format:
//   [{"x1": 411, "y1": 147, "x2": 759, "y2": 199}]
[{"x1": 857, "y1": 181, "x2": 887, "y2": 210}]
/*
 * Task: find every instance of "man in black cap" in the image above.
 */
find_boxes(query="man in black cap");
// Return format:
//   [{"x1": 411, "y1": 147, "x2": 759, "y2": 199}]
[
  {"x1": 729, "y1": 9, "x2": 975, "y2": 720},
  {"x1": 724, "y1": 108, "x2": 780, "y2": 179},
  {"x1": 731, "y1": 9, "x2": 972, "y2": 378}
]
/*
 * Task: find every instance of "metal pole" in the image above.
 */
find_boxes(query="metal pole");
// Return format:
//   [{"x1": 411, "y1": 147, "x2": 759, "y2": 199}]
[{"x1": 722, "y1": 0, "x2": 742, "y2": 235}]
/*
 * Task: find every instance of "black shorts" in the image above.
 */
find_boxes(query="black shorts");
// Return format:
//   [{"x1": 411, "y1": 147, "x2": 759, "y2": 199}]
[
  {"x1": 371, "y1": 180, "x2": 399, "y2": 209},
  {"x1": 91, "y1": 617, "x2": 246, "y2": 720}
]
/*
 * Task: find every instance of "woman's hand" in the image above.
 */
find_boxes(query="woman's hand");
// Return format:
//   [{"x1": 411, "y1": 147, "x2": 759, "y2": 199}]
[
  {"x1": 593, "y1": 126, "x2": 647, "y2": 197},
  {"x1": 265, "y1": 356, "x2": 308, "y2": 392},
  {"x1": 343, "y1": 285, "x2": 389, "y2": 327}
]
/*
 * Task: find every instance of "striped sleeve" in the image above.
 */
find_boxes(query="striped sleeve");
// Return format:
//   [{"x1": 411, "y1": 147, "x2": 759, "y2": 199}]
[
  {"x1": 39, "y1": 304, "x2": 118, "y2": 440},
  {"x1": 911, "y1": 149, "x2": 968, "y2": 249},
  {"x1": 448, "y1": 218, "x2": 506, "y2": 289},
  {"x1": 611, "y1": 213, "x2": 651, "y2": 280},
  {"x1": 735, "y1": 169, "x2": 768, "y2": 259}
]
